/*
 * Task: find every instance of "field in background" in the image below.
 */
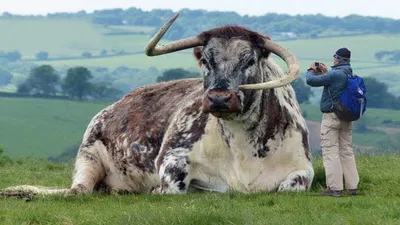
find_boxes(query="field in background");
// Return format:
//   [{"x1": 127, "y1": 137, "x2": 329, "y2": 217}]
[
  {"x1": 1, "y1": 155, "x2": 399, "y2": 224},
  {"x1": 1, "y1": 18, "x2": 399, "y2": 74},
  {"x1": 0, "y1": 97, "x2": 399, "y2": 159},
  {"x1": 40, "y1": 33, "x2": 400, "y2": 74},
  {"x1": 0, "y1": 97, "x2": 109, "y2": 158},
  {"x1": 1, "y1": 18, "x2": 400, "y2": 159},
  {"x1": 0, "y1": 19, "x2": 153, "y2": 58},
  {"x1": 45, "y1": 51, "x2": 198, "y2": 70}
]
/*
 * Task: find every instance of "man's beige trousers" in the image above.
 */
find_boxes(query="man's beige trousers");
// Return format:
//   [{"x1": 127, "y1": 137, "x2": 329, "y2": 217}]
[{"x1": 320, "y1": 112, "x2": 359, "y2": 191}]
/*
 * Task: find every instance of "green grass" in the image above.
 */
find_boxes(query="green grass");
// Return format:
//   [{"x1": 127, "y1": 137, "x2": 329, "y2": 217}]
[
  {"x1": 282, "y1": 34, "x2": 400, "y2": 62},
  {"x1": 44, "y1": 51, "x2": 198, "y2": 70},
  {"x1": 1, "y1": 155, "x2": 400, "y2": 224},
  {"x1": 2, "y1": 18, "x2": 400, "y2": 95},
  {"x1": 0, "y1": 97, "x2": 109, "y2": 158},
  {"x1": 1, "y1": 98, "x2": 400, "y2": 159},
  {"x1": 1, "y1": 17, "x2": 399, "y2": 74},
  {"x1": 301, "y1": 103, "x2": 400, "y2": 127},
  {"x1": 0, "y1": 19, "x2": 101, "y2": 58},
  {"x1": 36, "y1": 33, "x2": 400, "y2": 79},
  {"x1": 98, "y1": 24, "x2": 155, "y2": 34},
  {"x1": 0, "y1": 18, "x2": 155, "y2": 58}
]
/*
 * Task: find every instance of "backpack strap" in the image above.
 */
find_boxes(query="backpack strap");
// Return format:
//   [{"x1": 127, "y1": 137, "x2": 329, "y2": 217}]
[{"x1": 327, "y1": 68, "x2": 348, "y2": 109}]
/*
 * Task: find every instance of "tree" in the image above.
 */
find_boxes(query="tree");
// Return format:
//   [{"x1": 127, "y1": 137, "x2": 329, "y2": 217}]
[
  {"x1": 90, "y1": 82, "x2": 122, "y2": 99},
  {"x1": 35, "y1": 51, "x2": 49, "y2": 60},
  {"x1": 292, "y1": 78, "x2": 313, "y2": 104},
  {"x1": 17, "y1": 83, "x2": 30, "y2": 94},
  {"x1": 0, "y1": 68, "x2": 12, "y2": 86},
  {"x1": 22, "y1": 65, "x2": 60, "y2": 95},
  {"x1": 81, "y1": 51, "x2": 92, "y2": 58},
  {"x1": 374, "y1": 51, "x2": 389, "y2": 61},
  {"x1": 363, "y1": 77, "x2": 400, "y2": 109},
  {"x1": 62, "y1": 66, "x2": 93, "y2": 100},
  {"x1": 5, "y1": 51, "x2": 22, "y2": 62},
  {"x1": 100, "y1": 49, "x2": 108, "y2": 56},
  {"x1": 157, "y1": 68, "x2": 200, "y2": 82}
]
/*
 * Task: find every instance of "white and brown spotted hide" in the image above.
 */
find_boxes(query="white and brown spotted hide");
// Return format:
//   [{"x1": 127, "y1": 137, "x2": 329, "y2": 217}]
[
  {"x1": 6, "y1": 26, "x2": 314, "y2": 196},
  {"x1": 70, "y1": 52, "x2": 313, "y2": 194}
]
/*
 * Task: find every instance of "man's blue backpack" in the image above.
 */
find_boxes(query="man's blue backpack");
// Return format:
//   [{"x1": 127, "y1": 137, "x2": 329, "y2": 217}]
[{"x1": 332, "y1": 73, "x2": 367, "y2": 121}]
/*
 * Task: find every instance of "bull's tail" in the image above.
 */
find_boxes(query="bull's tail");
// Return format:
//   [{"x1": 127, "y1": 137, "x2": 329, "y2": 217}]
[{"x1": 0, "y1": 185, "x2": 70, "y2": 199}]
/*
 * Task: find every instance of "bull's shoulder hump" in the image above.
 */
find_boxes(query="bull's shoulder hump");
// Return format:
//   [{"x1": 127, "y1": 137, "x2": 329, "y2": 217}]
[{"x1": 98, "y1": 79, "x2": 204, "y2": 141}]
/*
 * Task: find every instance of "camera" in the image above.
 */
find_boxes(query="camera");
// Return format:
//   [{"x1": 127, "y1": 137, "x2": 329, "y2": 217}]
[{"x1": 313, "y1": 62, "x2": 323, "y2": 74}]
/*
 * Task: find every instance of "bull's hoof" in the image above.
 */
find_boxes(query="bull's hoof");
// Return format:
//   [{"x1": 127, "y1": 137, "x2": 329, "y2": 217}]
[
  {"x1": 150, "y1": 186, "x2": 162, "y2": 194},
  {"x1": 278, "y1": 175, "x2": 309, "y2": 192},
  {"x1": 67, "y1": 184, "x2": 89, "y2": 196}
]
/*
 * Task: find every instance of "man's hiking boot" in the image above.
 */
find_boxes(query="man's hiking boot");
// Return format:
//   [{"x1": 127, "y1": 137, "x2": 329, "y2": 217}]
[
  {"x1": 320, "y1": 188, "x2": 343, "y2": 197},
  {"x1": 347, "y1": 189, "x2": 358, "y2": 195}
]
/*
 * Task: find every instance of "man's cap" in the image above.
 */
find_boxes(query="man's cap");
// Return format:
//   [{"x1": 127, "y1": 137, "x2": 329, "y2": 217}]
[{"x1": 334, "y1": 47, "x2": 351, "y2": 60}]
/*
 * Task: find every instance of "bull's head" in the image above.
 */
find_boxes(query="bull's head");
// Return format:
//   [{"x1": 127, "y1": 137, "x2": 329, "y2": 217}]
[{"x1": 145, "y1": 14, "x2": 300, "y2": 119}]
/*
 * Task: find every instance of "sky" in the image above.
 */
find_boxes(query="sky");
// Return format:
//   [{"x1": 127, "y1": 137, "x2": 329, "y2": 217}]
[{"x1": 1, "y1": 0, "x2": 400, "y2": 19}]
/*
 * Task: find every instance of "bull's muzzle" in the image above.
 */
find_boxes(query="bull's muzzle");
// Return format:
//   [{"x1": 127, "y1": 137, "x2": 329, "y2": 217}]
[{"x1": 202, "y1": 90, "x2": 241, "y2": 118}]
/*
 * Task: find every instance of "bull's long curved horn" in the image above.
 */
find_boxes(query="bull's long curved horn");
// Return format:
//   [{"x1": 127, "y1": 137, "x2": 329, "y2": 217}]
[
  {"x1": 145, "y1": 13, "x2": 204, "y2": 56},
  {"x1": 238, "y1": 39, "x2": 300, "y2": 90}
]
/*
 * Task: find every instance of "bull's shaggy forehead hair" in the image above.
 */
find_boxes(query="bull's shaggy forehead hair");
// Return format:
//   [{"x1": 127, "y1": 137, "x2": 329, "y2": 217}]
[
  {"x1": 202, "y1": 38, "x2": 256, "y2": 62},
  {"x1": 195, "y1": 26, "x2": 271, "y2": 69},
  {"x1": 198, "y1": 26, "x2": 269, "y2": 47}
]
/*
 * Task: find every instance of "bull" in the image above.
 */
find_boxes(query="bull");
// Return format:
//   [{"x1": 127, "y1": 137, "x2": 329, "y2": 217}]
[{"x1": 3, "y1": 14, "x2": 314, "y2": 196}]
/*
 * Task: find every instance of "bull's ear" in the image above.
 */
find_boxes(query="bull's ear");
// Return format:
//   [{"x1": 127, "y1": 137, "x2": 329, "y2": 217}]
[
  {"x1": 262, "y1": 49, "x2": 271, "y2": 58},
  {"x1": 262, "y1": 35, "x2": 272, "y2": 57},
  {"x1": 193, "y1": 47, "x2": 203, "y2": 61}
]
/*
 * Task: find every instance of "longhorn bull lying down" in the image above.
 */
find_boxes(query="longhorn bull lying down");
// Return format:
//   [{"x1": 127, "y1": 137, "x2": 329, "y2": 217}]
[{"x1": 3, "y1": 14, "x2": 314, "y2": 196}]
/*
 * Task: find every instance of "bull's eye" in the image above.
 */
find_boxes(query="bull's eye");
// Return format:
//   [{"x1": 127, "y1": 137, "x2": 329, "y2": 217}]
[
  {"x1": 247, "y1": 59, "x2": 255, "y2": 67},
  {"x1": 200, "y1": 59, "x2": 207, "y2": 65}
]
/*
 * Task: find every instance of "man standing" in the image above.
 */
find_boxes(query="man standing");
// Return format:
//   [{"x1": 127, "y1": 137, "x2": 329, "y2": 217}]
[{"x1": 306, "y1": 48, "x2": 359, "y2": 197}]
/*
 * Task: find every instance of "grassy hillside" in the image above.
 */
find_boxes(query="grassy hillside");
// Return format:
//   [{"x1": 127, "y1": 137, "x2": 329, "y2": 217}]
[
  {"x1": 0, "y1": 96, "x2": 399, "y2": 159},
  {"x1": 39, "y1": 33, "x2": 400, "y2": 73},
  {"x1": 301, "y1": 104, "x2": 400, "y2": 127},
  {"x1": 0, "y1": 18, "x2": 154, "y2": 58},
  {"x1": 1, "y1": 18, "x2": 399, "y2": 72},
  {"x1": 0, "y1": 97, "x2": 109, "y2": 158},
  {"x1": 45, "y1": 51, "x2": 198, "y2": 70},
  {"x1": 1, "y1": 155, "x2": 400, "y2": 224},
  {"x1": 2, "y1": 18, "x2": 400, "y2": 96}
]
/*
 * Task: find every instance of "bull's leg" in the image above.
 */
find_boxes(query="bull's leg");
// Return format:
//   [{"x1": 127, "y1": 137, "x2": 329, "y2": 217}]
[
  {"x1": 70, "y1": 142, "x2": 105, "y2": 195},
  {"x1": 155, "y1": 148, "x2": 191, "y2": 194},
  {"x1": 277, "y1": 165, "x2": 314, "y2": 192}
]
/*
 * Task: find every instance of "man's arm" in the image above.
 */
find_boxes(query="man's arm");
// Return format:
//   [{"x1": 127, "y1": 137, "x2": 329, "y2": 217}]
[{"x1": 306, "y1": 68, "x2": 335, "y2": 87}]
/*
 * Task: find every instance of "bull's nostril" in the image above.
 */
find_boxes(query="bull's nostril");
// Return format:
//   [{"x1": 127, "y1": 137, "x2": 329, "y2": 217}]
[
  {"x1": 208, "y1": 94, "x2": 231, "y2": 104},
  {"x1": 221, "y1": 94, "x2": 232, "y2": 102}
]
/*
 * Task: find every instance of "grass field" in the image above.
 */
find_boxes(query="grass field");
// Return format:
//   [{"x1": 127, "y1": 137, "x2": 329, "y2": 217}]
[
  {"x1": 0, "y1": 96, "x2": 399, "y2": 159},
  {"x1": 301, "y1": 104, "x2": 400, "y2": 127},
  {"x1": 1, "y1": 155, "x2": 399, "y2": 225},
  {"x1": 1, "y1": 18, "x2": 400, "y2": 72},
  {"x1": 0, "y1": 18, "x2": 155, "y2": 58},
  {"x1": 0, "y1": 97, "x2": 109, "y2": 158},
  {"x1": 37, "y1": 32, "x2": 400, "y2": 62},
  {"x1": 44, "y1": 51, "x2": 198, "y2": 70},
  {"x1": 2, "y1": 18, "x2": 400, "y2": 96}
]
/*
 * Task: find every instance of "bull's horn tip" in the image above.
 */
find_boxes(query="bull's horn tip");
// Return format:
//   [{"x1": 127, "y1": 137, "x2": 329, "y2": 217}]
[
  {"x1": 171, "y1": 13, "x2": 180, "y2": 20},
  {"x1": 144, "y1": 49, "x2": 152, "y2": 56}
]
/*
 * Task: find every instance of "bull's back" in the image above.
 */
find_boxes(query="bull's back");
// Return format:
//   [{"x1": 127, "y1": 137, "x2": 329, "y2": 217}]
[{"x1": 90, "y1": 78, "x2": 204, "y2": 173}]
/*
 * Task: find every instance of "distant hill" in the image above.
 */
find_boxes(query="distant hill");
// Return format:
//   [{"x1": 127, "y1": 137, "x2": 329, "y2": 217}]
[
  {"x1": 1, "y1": 8, "x2": 400, "y2": 109},
  {"x1": 0, "y1": 97, "x2": 399, "y2": 159},
  {"x1": 3, "y1": 8, "x2": 400, "y2": 40}
]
